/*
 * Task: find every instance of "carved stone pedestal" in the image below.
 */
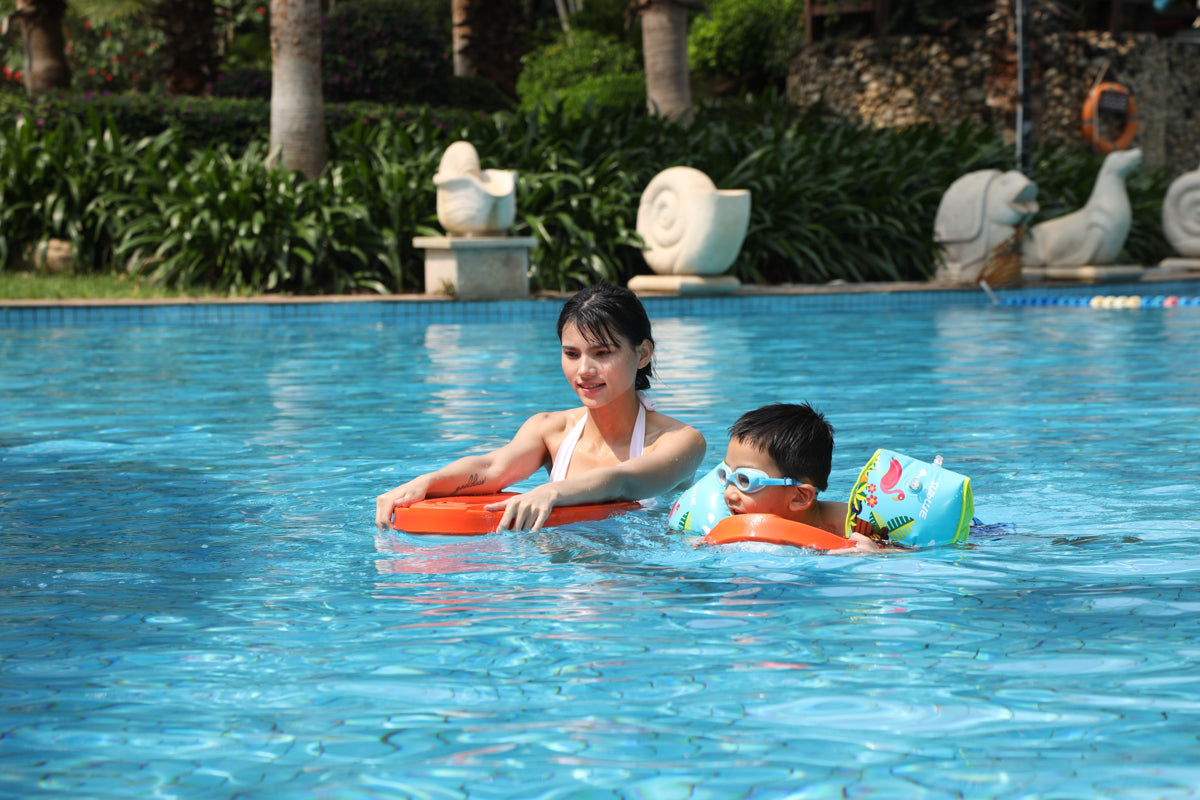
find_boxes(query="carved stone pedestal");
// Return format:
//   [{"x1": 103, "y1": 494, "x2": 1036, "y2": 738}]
[
  {"x1": 1158, "y1": 258, "x2": 1200, "y2": 273},
  {"x1": 1022, "y1": 264, "x2": 1145, "y2": 283},
  {"x1": 414, "y1": 236, "x2": 537, "y2": 300},
  {"x1": 627, "y1": 274, "x2": 741, "y2": 295}
]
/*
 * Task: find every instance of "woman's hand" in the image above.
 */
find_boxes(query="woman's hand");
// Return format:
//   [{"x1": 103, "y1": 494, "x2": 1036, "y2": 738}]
[
  {"x1": 375, "y1": 479, "x2": 430, "y2": 530},
  {"x1": 486, "y1": 484, "x2": 562, "y2": 532}
]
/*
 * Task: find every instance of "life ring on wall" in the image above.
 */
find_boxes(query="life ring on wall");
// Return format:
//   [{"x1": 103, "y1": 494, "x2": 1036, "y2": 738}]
[
  {"x1": 391, "y1": 492, "x2": 640, "y2": 535},
  {"x1": 1081, "y1": 82, "x2": 1138, "y2": 154}
]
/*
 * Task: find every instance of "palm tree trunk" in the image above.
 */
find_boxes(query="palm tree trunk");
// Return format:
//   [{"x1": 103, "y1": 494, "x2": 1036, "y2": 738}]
[
  {"x1": 639, "y1": 0, "x2": 691, "y2": 122},
  {"x1": 269, "y1": 0, "x2": 326, "y2": 180},
  {"x1": 452, "y1": 0, "x2": 473, "y2": 77},
  {"x1": 10, "y1": 0, "x2": 70, "y2": 93}
]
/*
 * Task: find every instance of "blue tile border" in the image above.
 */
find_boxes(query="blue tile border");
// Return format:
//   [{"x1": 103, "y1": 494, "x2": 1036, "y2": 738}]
[{"x1": 4, "y1": 278, "x2": 1200, "y2": 327}]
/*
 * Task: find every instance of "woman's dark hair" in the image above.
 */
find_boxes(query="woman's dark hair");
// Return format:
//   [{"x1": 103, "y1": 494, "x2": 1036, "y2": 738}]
[
  {"x1": 557, "y1": 284, "x2": 655, "y2": 391},
  {"x1": 728, "y1": 402, "x2": 835, "y2": 491}
]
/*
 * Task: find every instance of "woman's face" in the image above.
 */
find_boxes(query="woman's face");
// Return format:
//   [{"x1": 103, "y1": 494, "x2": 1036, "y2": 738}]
[{"x1": 559, "y1": 321, "x2": 650, "y2": 407}]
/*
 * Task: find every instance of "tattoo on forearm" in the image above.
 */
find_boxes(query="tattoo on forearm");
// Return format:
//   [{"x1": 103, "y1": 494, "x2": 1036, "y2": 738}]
[{"x1": 453, "y1": 473, "x2": 485, "y2": 493}]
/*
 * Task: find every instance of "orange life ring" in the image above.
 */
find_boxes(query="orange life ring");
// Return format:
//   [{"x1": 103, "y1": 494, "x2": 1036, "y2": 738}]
[
  {"x1": 1081, "y1": 82, "x2": 1138, "y2": 154},
  {"x1": 391, "y1": 492, "x2": 640, "y2": 535},
  {"x1": 703, "y1": 514, "x2": 856, "y2": 551}
]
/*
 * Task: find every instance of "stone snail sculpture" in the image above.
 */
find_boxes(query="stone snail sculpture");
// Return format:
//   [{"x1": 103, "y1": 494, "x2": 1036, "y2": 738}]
[
  {"x1": 1162, "y1": 161, "x2": 1200, "y2": 259},
  {"x1": 933, "y1": 169, "x2": 1039, "y2": 285},
  {"x1": 1021, "y1": 148, "x2": 1142, "y2": 267},
  {"x1": 637, "y1": 166, "x2": 751, "y2": 275},
  {"x1": 434, "y1": 141, "x2": 517, "y2": 236}
]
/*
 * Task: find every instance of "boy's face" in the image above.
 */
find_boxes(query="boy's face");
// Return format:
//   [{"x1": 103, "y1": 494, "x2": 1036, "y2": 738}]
[{"x1": 722, "y1": 437, "x2": 800, "y2": 517}]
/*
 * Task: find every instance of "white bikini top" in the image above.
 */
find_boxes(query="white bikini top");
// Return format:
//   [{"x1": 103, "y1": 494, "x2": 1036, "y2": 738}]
[{"x1": 549, "y1": 393, "x2": 652, "y2": 482}]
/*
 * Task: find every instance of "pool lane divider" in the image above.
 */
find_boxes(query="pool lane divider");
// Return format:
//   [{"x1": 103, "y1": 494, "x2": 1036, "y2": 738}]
[{"x1": 1000, "y1": 295, "x2": 1200, "y2": 308}]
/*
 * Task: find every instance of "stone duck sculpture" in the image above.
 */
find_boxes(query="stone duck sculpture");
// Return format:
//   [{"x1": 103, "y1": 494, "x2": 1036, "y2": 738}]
[{"x1": 434, "y1": 141, "x2": 517, "y2": 236}]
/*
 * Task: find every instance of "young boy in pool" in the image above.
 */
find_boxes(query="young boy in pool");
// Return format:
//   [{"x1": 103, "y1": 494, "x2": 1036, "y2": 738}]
[
  {"x1": 375, "y1": 283, "x2": 707, "y2": 533},
  {"x1": 719, "y1": 403, "x2": 887, "y2": 553}
]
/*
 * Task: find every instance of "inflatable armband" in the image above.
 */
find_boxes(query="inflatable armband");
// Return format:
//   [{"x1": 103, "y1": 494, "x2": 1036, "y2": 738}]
[
  {"x1": 667, "y1": 465, "x2": 732, "y2": 534},
  {"x1": 845, "y1": 449, "x2": 973, "y2": 546}
]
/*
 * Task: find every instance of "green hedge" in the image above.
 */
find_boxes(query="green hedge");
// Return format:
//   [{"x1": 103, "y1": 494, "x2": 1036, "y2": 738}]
[{"x1": 0, "y1": 94, "x2": 1172, "y2": 295}]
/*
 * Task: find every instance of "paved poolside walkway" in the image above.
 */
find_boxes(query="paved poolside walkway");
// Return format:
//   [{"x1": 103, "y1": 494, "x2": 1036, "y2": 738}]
[{"x1": 4, "y1": 266, "x2": 1199, "y2": 308}]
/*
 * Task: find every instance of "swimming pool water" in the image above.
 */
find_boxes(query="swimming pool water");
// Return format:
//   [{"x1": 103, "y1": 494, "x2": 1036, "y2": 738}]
[{"x1": 3, "y1": 300, "x2": 1200, "y2": 799}]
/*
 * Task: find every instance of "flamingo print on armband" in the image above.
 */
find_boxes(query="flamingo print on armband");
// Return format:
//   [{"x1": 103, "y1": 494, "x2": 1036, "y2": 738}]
[{"x1": 847, "y1": 452, "x2": 917, "y2": 542}]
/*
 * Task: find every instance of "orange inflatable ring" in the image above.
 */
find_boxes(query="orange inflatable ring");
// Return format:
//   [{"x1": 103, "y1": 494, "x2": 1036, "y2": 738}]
[
  {"x1": 391, "y1": 492, "x2": 640, "y2": 535},
  {"x1": 1081, "y1": 82, "x2": 1138, "y2": 154},
  {"x1": 703, "y1": 514, "x2": 856, "y2": 551}
]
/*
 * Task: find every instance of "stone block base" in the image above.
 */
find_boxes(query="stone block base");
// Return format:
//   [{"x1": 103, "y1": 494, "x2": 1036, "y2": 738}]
[
  {"x1": 1021, "y1": 264, "x2": 1145, "y2": 283},
  {"x1": 627, "y1": 274, "x2": 741, "y2": 295},
  {"x1": 1158, "y1": 258, "x2": 1200, "y2": 273},
  {"x1": 414, "y1": 236, "x2": 537, "y2": 300}
]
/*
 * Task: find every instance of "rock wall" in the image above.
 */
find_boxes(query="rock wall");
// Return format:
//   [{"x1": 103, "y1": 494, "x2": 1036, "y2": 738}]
[{"x1": 786, "y1": 3, "x2": 1200, "y2": 179}]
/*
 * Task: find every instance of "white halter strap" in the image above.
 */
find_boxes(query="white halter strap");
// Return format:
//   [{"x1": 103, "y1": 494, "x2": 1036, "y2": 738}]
[{"x1": 549, "y1": 399, "x2": 648, "y2": 482}]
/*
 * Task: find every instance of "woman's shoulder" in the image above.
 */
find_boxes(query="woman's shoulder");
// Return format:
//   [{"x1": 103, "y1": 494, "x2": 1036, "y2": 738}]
[
  {"x1": 647, "y1": 408, "x2": 702, "y2": 433},
  {"x1": 645, "y1": 410, "x2": 706, "y2": 449},
  {"x1": 522, "y1": 407, "x2": 584, "y2": 433}
]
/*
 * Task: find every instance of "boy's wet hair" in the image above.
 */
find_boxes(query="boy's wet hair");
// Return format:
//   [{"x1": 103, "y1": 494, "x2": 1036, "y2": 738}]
[
  {"x1": 557, "y1": 283, "x2": 655, "y2": 391},
  {"x1": 728, "y1": 402, "x2": 834, "y2": 491}
]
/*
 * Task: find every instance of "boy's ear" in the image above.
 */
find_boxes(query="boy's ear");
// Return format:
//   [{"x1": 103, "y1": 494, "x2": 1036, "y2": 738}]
[{"x1": 787, "y1": 484, "x2": 818, "y2": 512}]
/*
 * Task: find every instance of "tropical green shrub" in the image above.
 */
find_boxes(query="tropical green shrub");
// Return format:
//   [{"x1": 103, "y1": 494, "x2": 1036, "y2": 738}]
[
  {"x1": 686, "y1": 111, "x2": 1017, "y2": 283},
  {"x1": 689, "y1": 0, "x2": 803, "y2": 90},
  {"x1": 0, "y1": 9, "x2": 166, "y2": 94},
  {"x1": 0, "y1": 94, "x2": 1172, "y2": 294},
  {"x1": 98, "y1": 140, "x2": 383, "y2": 294},
  {"x1": 63, "y1": 12, "x2": 165, "y2": 94},
  {"x1": 321, "y1": 0, "x2": 452, "y2": 106},
  {"x1": 0, "y1": 92, "x2": 272, "y2": 151},
  {"x1": 212, "y1": 67, "x2": 271, "y2": 100},
  {"x1": 517, "y1": 29, "x2": 642, "y2": 115}
]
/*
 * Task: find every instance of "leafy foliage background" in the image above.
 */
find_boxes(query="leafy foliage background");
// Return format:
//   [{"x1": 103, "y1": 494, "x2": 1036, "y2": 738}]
[{"x1": 0, "y1": 94, "x2": 1172, "y2": 295}]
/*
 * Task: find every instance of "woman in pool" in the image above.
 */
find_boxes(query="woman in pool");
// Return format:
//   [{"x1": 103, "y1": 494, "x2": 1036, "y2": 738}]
[{"x1": 375, "y1": 283, "x2": 707, "y2": 532}]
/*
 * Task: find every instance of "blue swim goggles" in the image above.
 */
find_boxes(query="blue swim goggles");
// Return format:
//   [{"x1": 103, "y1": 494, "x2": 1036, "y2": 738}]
[{"x1": 715, "y1": 462, "x2": 799, "y2": 494}]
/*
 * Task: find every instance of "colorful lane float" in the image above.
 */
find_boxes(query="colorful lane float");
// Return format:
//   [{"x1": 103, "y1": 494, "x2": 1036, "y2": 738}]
[
  {"x1": 1000, "y1": 295, "x2": 1200, "y2": 308},
  {"x1": 391, "y1": 492, "x2": 640, "y2": 535},
  {"x1": 669, "y1": 449, "x2": 975, "y2": 552}
]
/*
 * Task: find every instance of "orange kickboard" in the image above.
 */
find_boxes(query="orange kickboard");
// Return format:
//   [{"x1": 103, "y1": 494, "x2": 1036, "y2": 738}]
[
  {"x1": 704, "y1": 514, "x2": 856, "y2": 550},
  {"x1": 392, "y1": 492, "x2": 640, "y2": 535}
]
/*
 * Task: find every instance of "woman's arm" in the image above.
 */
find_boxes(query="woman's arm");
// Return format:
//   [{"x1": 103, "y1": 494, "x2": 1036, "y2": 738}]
[
  {"x1": 490, "y1": 424, "x2": 707, "y2": 531},
  {"x1": 374, "y1": 413, "x2": 558, "y2": 529}
]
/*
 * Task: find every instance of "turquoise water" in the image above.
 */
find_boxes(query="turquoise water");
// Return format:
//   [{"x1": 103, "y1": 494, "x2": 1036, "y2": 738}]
[{"x1": 3, "y1": 301, "x2": 1200, "y2": 798}]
